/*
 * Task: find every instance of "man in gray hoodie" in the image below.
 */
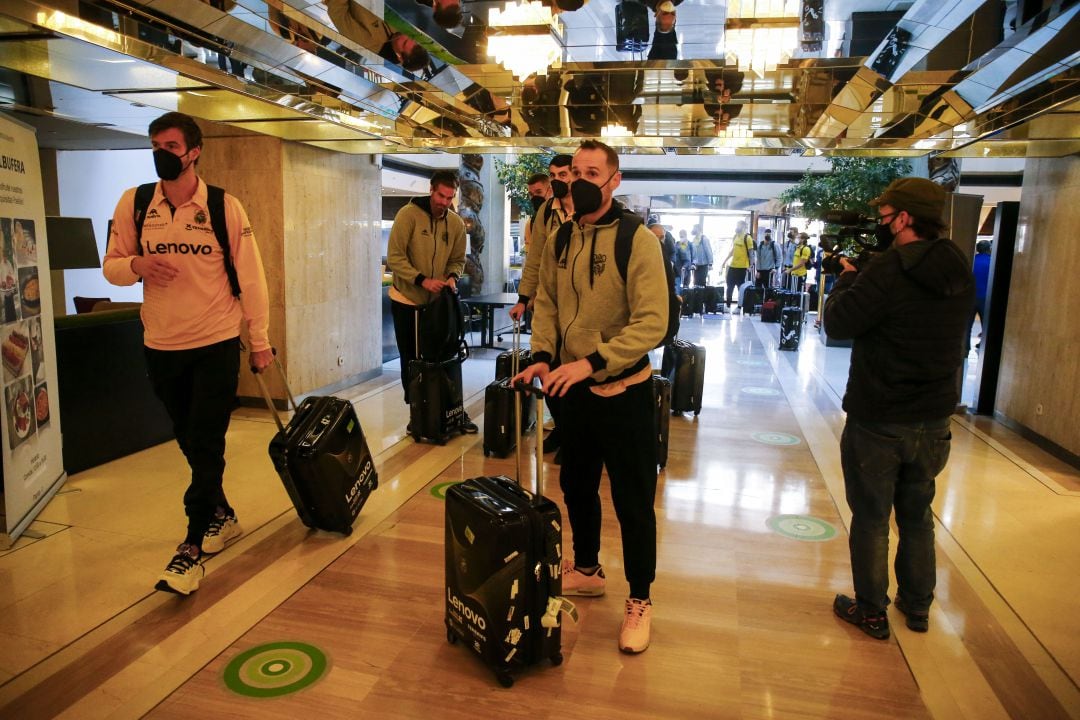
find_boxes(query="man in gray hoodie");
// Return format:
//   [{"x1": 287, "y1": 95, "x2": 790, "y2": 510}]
[
  {"x1": 825, "y1": 177, "x2": 974, "y2": 640},
  {"x1": 387, "y1": 169, "x2": 477, "y2": 433},
  {"x1": 514, "y1": 140, "x2": 668, "y2": 655}
]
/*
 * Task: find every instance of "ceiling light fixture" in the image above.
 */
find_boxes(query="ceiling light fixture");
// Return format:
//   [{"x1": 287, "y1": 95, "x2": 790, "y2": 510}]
[
  {"x1": 487, "y1": 1, "x2": 564, "y2": 80},
  {"x1": 724, "y1": 0, "x2": 800, "y2": 78}
]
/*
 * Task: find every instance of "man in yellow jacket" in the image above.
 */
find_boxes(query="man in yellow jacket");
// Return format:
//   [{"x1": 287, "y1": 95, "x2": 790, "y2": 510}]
[{"x1": 105, "y1": 112, "x2": 272, "y2": 596}]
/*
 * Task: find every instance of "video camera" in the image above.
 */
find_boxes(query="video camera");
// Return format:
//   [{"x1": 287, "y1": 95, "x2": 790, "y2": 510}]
[{"x1": 817, "y1": 210, "x2": 891, "y2": 275}]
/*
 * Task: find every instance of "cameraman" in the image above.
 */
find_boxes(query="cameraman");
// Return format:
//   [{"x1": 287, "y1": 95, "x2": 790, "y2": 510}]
[{"x1": 823, "y1": 178, "x2": 974, "y2": 640}]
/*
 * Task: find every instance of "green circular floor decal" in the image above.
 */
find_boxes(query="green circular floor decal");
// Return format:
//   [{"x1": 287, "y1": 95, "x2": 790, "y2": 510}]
[
  {"x1": 430, "y1": 481, "x2": 461, "y2": 500},
  {"x1": 767, "y1": 515, "x2": 837, "y2": 542},
  {"x1": 741, "y1": 386, "x2": 781, "y2": 396},
  {"x1": 752, "y1": 432, "x2": 801, "y2": 446},
  {"x1": 223, "y1": 642, "x2": 327, "y2": 698}
]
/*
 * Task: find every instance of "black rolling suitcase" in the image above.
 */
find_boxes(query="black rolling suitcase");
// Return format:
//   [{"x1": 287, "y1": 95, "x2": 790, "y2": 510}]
[
  {"x1": 615, "y1": 0, "x2": 650, "y2": 52},
  {"x1": 780, "y1": 307, "x2": 803, "y2": 351},
  {"x1": 653, "y1": 374, "x2": 671, "y2": 469},
  {"x1": 484, "y1": 322, "x2": 535, "y2": 458},
  {"x1": 702, "y1": 285, "x2": 722, "y2": 314},
  {"x1": 741, "y1": 285, "x2": 763, "y2": 314},
  {"x1": 446, "y1": 382, "x2": 565, "y2": 688},
  {"x1": 495, "y1": 348, "x2": 532, "y2": 381},
  {"x1": 409, "y1": 304, "x2": 468, "y2": 443},
  {"x1": 663, "y1": 338, "x2": 706, "y2": 416},
  {"x1": 256, "y1": 358, "x2": 378, "y2": 536}
]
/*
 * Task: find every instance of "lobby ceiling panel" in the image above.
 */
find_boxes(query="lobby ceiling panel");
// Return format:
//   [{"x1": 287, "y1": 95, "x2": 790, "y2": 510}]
[{"x1": 0, "y1": 0, "x2": 1077, "y2": 157}]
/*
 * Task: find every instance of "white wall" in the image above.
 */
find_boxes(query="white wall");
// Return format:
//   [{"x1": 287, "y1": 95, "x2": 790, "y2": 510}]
[{"x1": 57, "y1": 149, "x2": 149, "y2": 313}]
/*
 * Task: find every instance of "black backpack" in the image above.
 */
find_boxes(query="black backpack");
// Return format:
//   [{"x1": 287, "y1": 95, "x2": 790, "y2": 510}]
[
  {"x1": 554, "y1": 212, "x2": 681, "y2": 349},
  {"x1": 132, "y1": 182, "x2": 241, "y2": 297},
  {"x1": 418, "y1": 287, "x2": 468, "y2": 363}
]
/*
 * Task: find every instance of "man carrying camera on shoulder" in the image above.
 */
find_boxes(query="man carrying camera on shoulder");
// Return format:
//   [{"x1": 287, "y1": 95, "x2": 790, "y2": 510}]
[{"x1": 823, "y1": 178, "x2": 974, "y2": 640}]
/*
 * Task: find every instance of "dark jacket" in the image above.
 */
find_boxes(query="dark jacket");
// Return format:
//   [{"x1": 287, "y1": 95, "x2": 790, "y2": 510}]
[{"x1": 824, "y1": 237, "x2": 975, "y2": 423}]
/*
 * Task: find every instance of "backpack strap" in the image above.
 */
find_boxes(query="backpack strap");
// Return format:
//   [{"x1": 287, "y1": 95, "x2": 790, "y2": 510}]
[
  {"x1": 206, "y1": 185, "x2": 241, "y2": 298},
  {"x1": 132, "y1": 182, "x2": 157, "y2": 255},
  {"x1": 613, "y1": 212, "x2": 644, "y2": 283},
  {"x1": 554, "y1": 219, "x2": 574, "y2": 265}
]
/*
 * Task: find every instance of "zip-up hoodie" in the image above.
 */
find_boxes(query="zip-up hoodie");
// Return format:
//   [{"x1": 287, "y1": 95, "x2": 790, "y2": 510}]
[
  {"x1": 517, "y1": 195, "x2": 568, "y2": 304},
  {"x1": 824, "y1": 236, "x2": 975, "y2": 422},
  {"x1": 387, "y1": 196, "x2": 466, "y2": 306},
  {"x1": 530, "y1": 202, "x2": 667, "y2": 384}
]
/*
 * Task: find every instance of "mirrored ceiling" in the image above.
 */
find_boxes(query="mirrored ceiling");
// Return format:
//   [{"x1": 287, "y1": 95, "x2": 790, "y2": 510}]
[{"x1": 0, "y1": 0, "x2": 1077, "y2": 157}]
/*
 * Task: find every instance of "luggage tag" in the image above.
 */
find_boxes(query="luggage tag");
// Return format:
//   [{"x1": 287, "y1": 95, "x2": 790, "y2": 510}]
[{"x1": 542, "y1": 596, "x2": 579, "y2": 628}]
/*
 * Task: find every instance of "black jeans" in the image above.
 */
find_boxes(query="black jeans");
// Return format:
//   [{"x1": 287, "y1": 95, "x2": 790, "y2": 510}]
[
  {"x1": 559, "y1": 378, "x2": 658, "y2": 599},
  {"x1": 145, "y1": 338, "x2": 240, "y2": 549},
  {"x1": 725, "y1": 267, "x2": 748, "y2": 304},
  {"x1": 693, "y1": 264, "x2": 710, "y2": 288},
  {"x1": 840, "y1": 416, "x2": 952, "y2": 615},
  {"x1": 391, "y1": 299, "x2": 421, "y2": 403}
]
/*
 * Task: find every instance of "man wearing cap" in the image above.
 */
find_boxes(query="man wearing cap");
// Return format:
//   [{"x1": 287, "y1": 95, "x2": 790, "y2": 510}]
[
  {"x1": 824, "y1": 177, "x2": 974, "y2": 641},
  {"x1": 647, "y1": 1, "x2": 679, "y2": 60}
]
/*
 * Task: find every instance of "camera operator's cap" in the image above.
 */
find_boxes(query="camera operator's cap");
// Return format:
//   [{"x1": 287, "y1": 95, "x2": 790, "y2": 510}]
[
  {"x1": 656, "y1": 1, "x2": 677, "y2": 11},
  {"x1": 870, "y1": 177, "x2": 947, "y2": 220}
]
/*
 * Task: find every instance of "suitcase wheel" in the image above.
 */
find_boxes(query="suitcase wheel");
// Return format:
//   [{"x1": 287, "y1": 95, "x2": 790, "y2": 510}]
[
  {"x1": 340, "y1": 525, "x2": 353, "y2": 537},
  {"x1": 694, "y1": 410, "x2": 701, "y2": 417},
  {"x1": 446, "y1": 627, "x2": 458, "y2": 645},
  {"x1": 550, "y1": 652, "x2": 563, "y2": 667},
  {"x1": 496, "y1": 670, "x2": 514, "y2": 688}
]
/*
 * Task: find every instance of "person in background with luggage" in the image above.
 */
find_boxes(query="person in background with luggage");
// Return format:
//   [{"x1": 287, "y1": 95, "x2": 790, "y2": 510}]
[
  {"x1": 522, "y1": 172, "x2": 551, "y2": 260},
  {"x1": 756, "y1": 229, "x2": 780, "y2": 289},
  {"x1": 720, "y1": 221, "x2": 755, "y2": 310},
  {"x1": 647, "y1": 1, "x2": 678, "y2": 60},
  {"x1": 691, "y1": 224, "x2": 713, "y2": 287},
  {"x1": 387, "y1": 169, "x2": 479, "y2": 433},
  {"x1": 790, "y1": 232, "x2": 812, "y2": 292},
  {"x1": 511, "y1": 154, "x2": 574, "y2": 458},
  {"x1": 969, "y1": 239, "x2": 992, "y2": 351},
  {"x1": 514, "y1": 140, "x2": 668, "y2": 654},
  {"x1": 104, "y1": 111, "x2": 273, "y2": 596},
  {"x1": 649, "y1": 220, "x2": 677, "y2": 272},
  {"x1": 824, "y1": 177, "x2": 974, "y2": 640},
  {"x1": 782, "y1": 228, "x2": 798, "y2": 283},
  {"x1": 675, "y1": 229, "x2": 694, "y2": 292}
]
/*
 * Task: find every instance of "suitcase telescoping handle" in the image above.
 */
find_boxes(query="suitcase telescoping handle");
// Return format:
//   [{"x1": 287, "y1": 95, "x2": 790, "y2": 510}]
[
  {"x1": 511, "y1": 318, "x2": 524, "y2": 483},
  {"x1": 512, "y1": 379, "x2": 546, "y2": 502},
  {"x1": 251, "y1": 349, "x2": 300, "y2": 433}
]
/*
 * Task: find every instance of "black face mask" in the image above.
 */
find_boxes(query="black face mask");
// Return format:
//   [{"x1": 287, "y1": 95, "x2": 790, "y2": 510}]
[
  {"x1": 787, "y1": 232, "x2": 796, "y2": 240},
  {"x1": 570, "y1": 173, "x2": 616, "y2": 217},
  {"x1": 873, "y1": 221, "x2": 895, "y2": 249},
  {"x1": 550, "y1": 179, "x2": 568, "y2": 199},
  {"x1": 529, "y1": 195, "x2": 546, "y2": 212},
  {"x1": 153, "y1": 148, "x2": 191, "y2": 181}
]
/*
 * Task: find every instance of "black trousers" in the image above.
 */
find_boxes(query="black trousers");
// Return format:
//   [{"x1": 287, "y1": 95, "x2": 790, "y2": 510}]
[
  {"x1": 559, "y1": 378, "x2": 658, "y2": 599},
  {"x1": 391, "y1": 299, "x2": 421, "y2": 403},
  {"x1": 725, "y1": 266, "x2": 748, "y2": 304},
  {"x1": 145, "y1": 338, "x2": 240, "y2": 548},
  {"x1": 693, "y1": 264, "x2": 710, "y2": 287}
]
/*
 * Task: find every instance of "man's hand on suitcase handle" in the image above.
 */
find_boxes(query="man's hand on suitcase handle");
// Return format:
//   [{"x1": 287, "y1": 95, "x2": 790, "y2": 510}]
[{"x1": 249, "y1": 347, "x2": 276, "y2": 373}]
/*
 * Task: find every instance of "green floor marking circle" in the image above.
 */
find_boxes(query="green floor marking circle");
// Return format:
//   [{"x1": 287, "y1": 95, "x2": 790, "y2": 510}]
[
  {"x1": 430, "y1": 481, "x2": 460, "y2": 500},
  {"x1": 752, "y1": 432, "x2": 801, "y2": 446},
  {"x1": 741, "y1": 386, "x2": 781, "y2": 396},
  {"x1": 223, "y1": 642, "x2": 327, "y2": 698},
  {"x1": 766, "y1": 515, "x2": 837, "y2": 542}
]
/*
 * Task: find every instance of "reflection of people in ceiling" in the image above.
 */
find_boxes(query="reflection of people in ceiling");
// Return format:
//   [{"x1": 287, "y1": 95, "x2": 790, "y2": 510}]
[
  {"x1": 703, "y1": 69, "x2": 745, "y2": 103},
  {"x1": 414, "y1": 0, "x2": 463, "y2": 29},
  {"x1": 565, "y1": 72, "x2": 643, "y2": 135},
  {"x1": 325, "y1": 0, "x2": 430, "y2": 72},
  {"x1": 521, "y1": 73, "x2": 564, "y2": 136},
  {"x1": 647, "y1": 1, "x2": 679, "y2": 60},
  {"x1": 462, "y1": 83, "x2": 512, "y2": 125},
  {"x1": 702, "y1": 102, "x2": 742, "y2": 133}
]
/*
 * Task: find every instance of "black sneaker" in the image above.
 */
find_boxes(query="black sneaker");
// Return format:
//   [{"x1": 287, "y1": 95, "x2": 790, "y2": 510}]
[
  {"x1": 461, "y1": 415, "x2": 479, "y2": 434},
  {"x1": 543, "y1": 429, "x2": 561, "y2": 454},
  {"x1": 155, "y1": 543, "x2": 204, "y2": 595},
  {"x1": 894, "y1": 596, "x2": 929, "y2": 632},
  {"x1": 833, "y1": 594, "x2": 890, "y2": 640}
]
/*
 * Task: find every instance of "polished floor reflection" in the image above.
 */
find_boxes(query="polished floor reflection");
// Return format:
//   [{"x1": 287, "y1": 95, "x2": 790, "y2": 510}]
[{"x1": 0, "y1": 311, "x2": 1077, "y2": 719}]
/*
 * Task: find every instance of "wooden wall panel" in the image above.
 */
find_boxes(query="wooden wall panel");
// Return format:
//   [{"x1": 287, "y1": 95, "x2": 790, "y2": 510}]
[{"x1": 997, "y1": 154, "x2": 1080, "y2": 455}]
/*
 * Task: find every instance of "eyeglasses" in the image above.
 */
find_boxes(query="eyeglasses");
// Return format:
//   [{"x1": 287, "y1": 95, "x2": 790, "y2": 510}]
[{"x1": 877, "y1": 212, "x2": 899, "y2": 225}]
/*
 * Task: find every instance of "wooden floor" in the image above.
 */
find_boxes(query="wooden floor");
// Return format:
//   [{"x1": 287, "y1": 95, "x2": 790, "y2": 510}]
[{"x1": 1, "y1": 313, "x2": 1078, "y2": 720}]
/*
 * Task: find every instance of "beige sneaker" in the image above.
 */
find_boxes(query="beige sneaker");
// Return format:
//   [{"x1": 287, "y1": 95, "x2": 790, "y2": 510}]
[
  {"x1": 202, "y1": 512, "x2": 242, "y2": 555},
  {"x1": 619, "y1": 598, "x2": 652, "y2": 654},
  {"x1": 155, "y1": 544, "x2": 204, "y2": 596},
  {"x1": 561, "y1": 560, "x2": 606, "y2": 597}
]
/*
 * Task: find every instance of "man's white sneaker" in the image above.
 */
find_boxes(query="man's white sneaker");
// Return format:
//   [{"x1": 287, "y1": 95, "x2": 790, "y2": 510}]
[
  {"x1": 619, "y1": 598, "x2": 652, "y2": 654},
  {"x1": 202, "y1": 513, "x2": 242, "y2": 554},
  {"x1": 155, "y1": 544, "x2": 204, "y2": 595},
  {"x1": 561, "y1": 560, "x2": 606, "y2": 597}
]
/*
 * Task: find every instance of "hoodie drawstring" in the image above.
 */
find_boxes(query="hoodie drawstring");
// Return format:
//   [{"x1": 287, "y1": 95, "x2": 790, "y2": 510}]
[{"x1": 588, "y1": 227, "x2": 598, "y2": 289}]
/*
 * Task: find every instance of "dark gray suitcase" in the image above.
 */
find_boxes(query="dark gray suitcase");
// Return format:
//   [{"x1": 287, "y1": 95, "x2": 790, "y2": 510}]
[
  {"x1": 446, "y1": 383, "x2": 564, "y2": 687},
  {"x1": 484, "y1": 322, "x2": 535, "y2": 457},
  {"x1": 653, "y1": 374, "x2": 671, "y2": 468},
  {"x1": 663, "y1": 339, "x2": 706, "y2": 415}
]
